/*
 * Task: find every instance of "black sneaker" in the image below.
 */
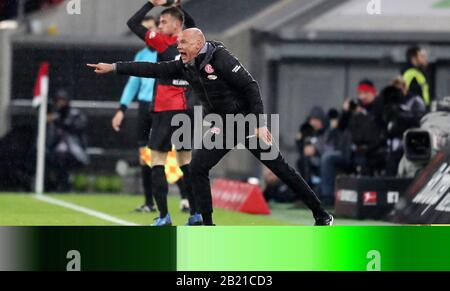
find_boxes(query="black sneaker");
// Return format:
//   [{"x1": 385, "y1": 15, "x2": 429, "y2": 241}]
[{"x1": 314, "y1": 214, "x2": 334, "y2": 226}]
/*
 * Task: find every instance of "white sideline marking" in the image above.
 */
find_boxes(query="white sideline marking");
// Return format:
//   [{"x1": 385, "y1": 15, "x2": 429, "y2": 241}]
[{"x1": 34, "y1": 195, "x2": 139, "y2": 226}]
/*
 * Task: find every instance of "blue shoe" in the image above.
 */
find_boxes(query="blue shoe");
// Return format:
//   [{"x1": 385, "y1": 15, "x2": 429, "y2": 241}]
[
  {"x1": 151, "y1": 214, "x2": 172, "y2": 226},
  {"x1": 185, "y1": 213, "x2": 203, "y2": 226}
]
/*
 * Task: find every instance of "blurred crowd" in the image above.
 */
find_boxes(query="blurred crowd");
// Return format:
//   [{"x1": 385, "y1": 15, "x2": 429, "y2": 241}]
[
  {"x1": 0, "y1": 89, "x2": 88, "y2": 192},
  {"x1": 0, "y1": 0, "x2": 63, "y2": 21},
  {"x1": 264, "y1": 46, "x2": 431, "y2": 206}
]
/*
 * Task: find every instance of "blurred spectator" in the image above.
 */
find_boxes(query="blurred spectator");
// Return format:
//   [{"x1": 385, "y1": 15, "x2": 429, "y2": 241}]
[
  {"x1": 345, "y1": 79, "x2": 386, "y2": 175},
  {"x1": 380, "y1": 77, "x2": 427, "y2": 175},
  {"x1": 319, "y1": 75, "x2": 428, "y2": 201},
  {"x1": 263, "y1": 168, "x2": 296, "y2": 203},
  {"x1": 391, "y1": 76, "x2": 426, "y2": 120},
  {"x1": 402, "y1": 46, "x2": 431, "y2": 106},
  {"x1": 0, "y1": 0, "x2": 64, "y2": 21},
  {"x1": 319, "y1": 109, "x2": 352, "y2": 206},
  {"x1": 324, "y1": 109, "x2": 342, "y2": 152},
  {"x1": 356, "y1": 79, "x2": 384, "y2": 121},
  {"x1": 46, "y1": 89, "x2": 88, "y2": 192},
  {"x1": 319, "y1": 80, "x2": 385, "y2": 205},
  {"x1": 296, "y1": 106, "x2": 328, "y2": 191}
]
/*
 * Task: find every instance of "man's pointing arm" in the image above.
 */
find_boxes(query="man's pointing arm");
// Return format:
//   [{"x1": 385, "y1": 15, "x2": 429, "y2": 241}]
[{"x1": 87, "y1": 60, "x2": 184, "y2": 79}]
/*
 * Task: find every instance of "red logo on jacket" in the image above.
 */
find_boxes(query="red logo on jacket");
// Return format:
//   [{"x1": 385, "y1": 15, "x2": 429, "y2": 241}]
[{"x1": 205, "y1": 64, "x2": 215, "y2": 74}]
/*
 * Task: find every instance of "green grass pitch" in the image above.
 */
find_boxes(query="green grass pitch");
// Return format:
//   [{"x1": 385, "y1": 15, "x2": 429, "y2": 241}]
[{"x1": 0, "y1": 193, "x2": 392, "y2": 226}]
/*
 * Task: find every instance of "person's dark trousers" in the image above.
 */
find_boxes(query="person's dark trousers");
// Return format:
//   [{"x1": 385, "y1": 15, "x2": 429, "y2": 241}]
[
  {"x1": 53, "y1": 152, "x2": 80, "y2": 192},
  {"x1": 386, "y1": 149, "x2": 403, "y2": 176},
  {"x1": 141, "y1": 165, "x2": 154, "y2": 207},
  {"x1": 55, "y1": 155, "x2": 70, "y2": 192},
  {"x1": 353, "y1": 154, "x2": 369, "y2": 175},
  {"x1": 179, "y1": 164, "x2": 197, "y2": 215},
  {"x1": 190, "y1": 124, "x2": 327, "y2": 225},
  {"x1": 176, "y1": 177, "x2": 188, "y2": 199},
  {"x1": 152, "y1": 165, "x2": 169, "y2": 218},
  {"x1": 320, "y1": 151, "x2": 349, "y2": 206}
]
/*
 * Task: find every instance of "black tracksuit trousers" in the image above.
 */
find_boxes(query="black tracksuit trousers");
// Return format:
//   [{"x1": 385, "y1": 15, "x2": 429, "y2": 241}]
[{"x1": 190, "y1": 123, "x2": 326, "y2": 221}]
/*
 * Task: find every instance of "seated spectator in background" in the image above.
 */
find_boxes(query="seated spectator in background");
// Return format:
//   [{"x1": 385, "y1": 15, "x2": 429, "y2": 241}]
[
  {"x1": 380, "y1": 77, "x2": 427, "y2": 175},
  {"x1": 319, "y1": 109, "x2": 352, "y2": 206},
  {"x1": 263, "y1": 168, "x2": 296, "y2": 203},
  {"x1": 296, "y1": 106, "x2": 329, "y2": 192},
  {"x1": 46, "y1": 89, "x2": 88, "y2": 192},
  {"x1": 339, "y1": 79, "x2": 384, "y2": 131},
  {"x1": 402, "y1": 46, "x2": 431, "y2": 107},
  {"x1": 346, "y1": 79, "x2": 386, "y2": 175},
  {"x1": 391, "y1": 76, "x2": 427, "y2": 118},
  {"x1": 321, "y1": 79, "x2": 386, "y2": 204},
  {"x1": 324, "y1": 109, "x2": 344, "y2": 153},
  {"x1": 356, "y1": 79, "x2": 384, "y2": 124}
]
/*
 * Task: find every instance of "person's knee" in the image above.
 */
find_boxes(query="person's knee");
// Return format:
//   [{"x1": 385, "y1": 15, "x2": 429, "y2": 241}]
[
  {"x1": 139, "y1": 158, "x2": 146, "y2": 166},
  {"x1": 177, "y1": 151, "x2": 192, "y2": 166},
  {"x1": 138, "y1": 147, "x2": 148, "y2": 166},
  {"x1": 152, "y1": 151, "x2": 168, "y2": 166}
]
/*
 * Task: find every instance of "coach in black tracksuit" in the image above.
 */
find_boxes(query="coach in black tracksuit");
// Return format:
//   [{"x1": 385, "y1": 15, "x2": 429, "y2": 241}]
[{"x1": 88, "y1": 29, "x2": 333, "y2": 226}]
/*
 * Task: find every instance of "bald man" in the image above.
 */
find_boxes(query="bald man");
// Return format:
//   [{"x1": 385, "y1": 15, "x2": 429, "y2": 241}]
[{"x1": 88, "y1": 28, "x2": 334, "y2": 226}]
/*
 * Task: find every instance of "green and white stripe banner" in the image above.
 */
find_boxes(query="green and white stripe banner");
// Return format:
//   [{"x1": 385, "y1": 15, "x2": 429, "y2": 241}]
[{"x1": 1, "y1": 226, "x2": 450, "y2": 271}]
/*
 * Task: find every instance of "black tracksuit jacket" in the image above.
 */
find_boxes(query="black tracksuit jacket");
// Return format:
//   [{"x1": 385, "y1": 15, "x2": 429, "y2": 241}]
[
  {"x1": 116, "y1": 41, "x2": 265, "y2": 117},
  {"x1": 115, "y1": 42, "x2": 327, "y2": 219}
]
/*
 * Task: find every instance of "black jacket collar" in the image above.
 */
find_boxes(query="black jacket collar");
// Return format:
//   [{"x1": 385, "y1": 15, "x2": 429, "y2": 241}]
[{"x1": 196, "y1": 41, "x2": 225, "y2": 69}]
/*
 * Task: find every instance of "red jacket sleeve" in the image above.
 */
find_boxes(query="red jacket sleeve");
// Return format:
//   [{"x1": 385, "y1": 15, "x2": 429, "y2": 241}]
[{"x1": 145, "y1": 31, "x2": 177, "y2": 53}]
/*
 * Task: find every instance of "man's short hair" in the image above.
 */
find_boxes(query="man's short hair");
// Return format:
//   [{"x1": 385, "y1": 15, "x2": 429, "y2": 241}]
[
  {"x1": 406, "y1": 46, "x2": 422, "y2": 62},
  {"x1": 160, "y1": 7, "x2": 184, "y2": 24}
]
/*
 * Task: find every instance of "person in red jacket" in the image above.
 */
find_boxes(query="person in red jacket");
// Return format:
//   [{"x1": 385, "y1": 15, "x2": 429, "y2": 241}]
[{"x1": 126, "y1": 0, "x2": 200, "y2": 226}]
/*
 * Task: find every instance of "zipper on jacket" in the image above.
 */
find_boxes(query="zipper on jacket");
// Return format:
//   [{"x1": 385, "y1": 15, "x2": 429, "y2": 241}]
[{"x1": 197, "y1": 70, "x2": 214, "y2": 111}]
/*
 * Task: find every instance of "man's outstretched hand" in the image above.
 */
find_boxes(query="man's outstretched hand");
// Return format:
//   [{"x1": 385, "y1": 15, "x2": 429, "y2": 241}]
[
  {"x1": 255, "y1": 126, "x2": 273, "y2": 146},
  {"x1": 87, "y1": 63, "x2": 114, "y2": 74}
]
